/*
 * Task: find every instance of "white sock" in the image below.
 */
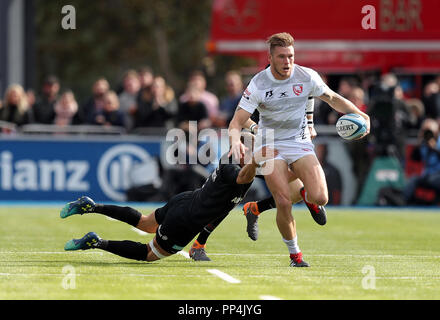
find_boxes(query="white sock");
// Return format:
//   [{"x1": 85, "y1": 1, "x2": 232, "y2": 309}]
[
  {"x1": 303, "y1": 189, "x2": 309, "y2": 203},
  {"x1": 282, "y1": 236, "x2": 300, "y2": 255}
]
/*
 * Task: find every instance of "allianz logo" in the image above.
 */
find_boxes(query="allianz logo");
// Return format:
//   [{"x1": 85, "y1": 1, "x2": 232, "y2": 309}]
[{"x1": 0, "y1": 144, "x2": 156, "y2": 201}]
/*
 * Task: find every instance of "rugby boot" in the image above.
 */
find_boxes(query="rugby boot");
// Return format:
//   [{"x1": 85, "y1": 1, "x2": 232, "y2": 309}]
[
  {"x1": 289, "y1": 252, "x2": 310, "y2": 267},
  {"x1": 300, "y1": 187, "x2": 327, "y2": 226},
  {"x1": 64, "y1": 232, "x2": 102, "y2": 251},
  {"x1": 189, "y1": 241, "x2": 211, "y2": 261},
  {"x1": 60, "y1": 196, "x2": 96, "y2": 219},
  {"x1": 243, "y1": 202, "x2": 260, "y2": 241}
]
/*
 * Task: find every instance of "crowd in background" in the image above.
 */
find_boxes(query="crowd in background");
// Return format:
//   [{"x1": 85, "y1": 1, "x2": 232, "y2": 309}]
[
  {"x1": 1, "y1": 67, "x2": 440, "y2": 205},
  {"x1": 0, "y1": 67, "x2": 245, "y2": 135}
]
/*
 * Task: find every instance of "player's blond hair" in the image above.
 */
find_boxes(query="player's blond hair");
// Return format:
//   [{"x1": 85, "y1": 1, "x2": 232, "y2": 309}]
[{"x1": 266, "y1": 32, "x2": 294, "y2": 54}]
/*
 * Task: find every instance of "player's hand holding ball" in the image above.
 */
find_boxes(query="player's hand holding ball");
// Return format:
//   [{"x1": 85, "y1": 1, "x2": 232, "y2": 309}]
[{"x1": 336, "y1": 113, "x2": 370, "y2": 140}]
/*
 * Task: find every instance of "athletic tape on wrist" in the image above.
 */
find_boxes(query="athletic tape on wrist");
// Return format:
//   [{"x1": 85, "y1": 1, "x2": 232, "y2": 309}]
[
  {"x1": 149, "y1": 239, "x2": 167, "y2": 259},
  {"x1": 249, "y1": 123, "x2": 257, "y2": 134}
]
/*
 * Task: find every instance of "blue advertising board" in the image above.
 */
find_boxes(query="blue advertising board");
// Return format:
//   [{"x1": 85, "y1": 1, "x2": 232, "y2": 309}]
[{"x1": 0, "y1": 136, "x2": 162, "y2": 202}]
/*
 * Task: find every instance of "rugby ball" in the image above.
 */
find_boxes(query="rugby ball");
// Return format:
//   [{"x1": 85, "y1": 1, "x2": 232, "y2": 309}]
[{"x1": 336, "y1": 113, "x2": 367, "y2": 140}]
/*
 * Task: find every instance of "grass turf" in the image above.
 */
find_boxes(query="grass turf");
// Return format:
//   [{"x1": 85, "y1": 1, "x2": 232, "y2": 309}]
[{"x1": 0, "y1": 205, "x2": 439, "y2": 300}]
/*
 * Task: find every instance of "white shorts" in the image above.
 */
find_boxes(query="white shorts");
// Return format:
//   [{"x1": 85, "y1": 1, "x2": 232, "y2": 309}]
[{"x1": 254, "y1": 139, "x2": 315, "y2": 166}]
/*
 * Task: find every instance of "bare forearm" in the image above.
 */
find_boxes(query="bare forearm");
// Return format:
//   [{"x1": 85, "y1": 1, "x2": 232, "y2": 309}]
[
  {"x1": 320, "y1": 89, "x2": 370, "y2": 138},
  {"x1": 321, "y1": 91, "x2": 363, "y2": 115},
  {"x1": 228, "y1": 107, "x2": 251, "y2": 143},
  {"x1": 229, "y1": 118, "x2": 243, "y2": 145}
]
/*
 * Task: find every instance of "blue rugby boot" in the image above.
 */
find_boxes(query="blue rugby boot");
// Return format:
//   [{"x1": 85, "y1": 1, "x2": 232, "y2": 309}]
[
  {"x1": 60, "y1": 196, "x2": 96, "y2": 219},
  {"x1": 64, "y1": 232, "x2": 102, "y2": 251}
]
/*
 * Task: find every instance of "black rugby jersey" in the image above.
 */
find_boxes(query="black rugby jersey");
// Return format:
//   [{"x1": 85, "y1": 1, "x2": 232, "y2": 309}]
[{"x1": 187, "y1": 161, "x2": 253, "y2": 227}]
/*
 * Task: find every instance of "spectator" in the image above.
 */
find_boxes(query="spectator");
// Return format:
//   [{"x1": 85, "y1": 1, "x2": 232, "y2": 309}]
[
  {"x1": 176, "y1": 86, "x2": 211, "y2": 132},
  {"x1": 322, "y1": 76, "x2": 358, "y2": 125},
  {"x1": 0, "y1": 84, "x2": 32, "y2": 126},
  {"x1": 368, "y1": 73, "x2": 409, "y2": 160},
  {"x1": 138, "y1": 66, "x2": 154, "y2": 92},
  {"x1": 136, "y1": 66, "x2": 155, "y2": 110},
  {"x1": 151, "y1": 76, "x2": 177, "y2": 123},
  {"x1": 92, "y1": 91, "x2": 125, "y2": 128},
  {"x1": 422, "y1": 81, "x2": 440, "y2": 120},
  {"x1": 180, "y1": 70, "x2": 220, "y2": 126},
  {"x1": 404, "y1": 118, "x2": 440, "y2": 204},
  {"x1": 404, "y1": 98, "x2": 425, "y2": 136},
  {"x1": 118, "y1": 70, "x2": 141, "y2": 130},
  {"x1": 32, "y1": 75, "x2": 60, "y2": 124},
  {"x1": 134, "y1": 76, "x2": 176, "y2": 129},
  {"x1": 53, "y1": 91, "x2": 79, "y2": 126},
  {"x1": 338, "y1": 77, "x2": 358, "y2": 98},
  {"x1": 219, "y1": 70, "x2": 243, "y2": 126},
  {"x1": 81, "y1": 78, "x2": 110, "y2": 124},
  {"x1": 348, "y1": 86, "x2": 367, "y2": 113}
]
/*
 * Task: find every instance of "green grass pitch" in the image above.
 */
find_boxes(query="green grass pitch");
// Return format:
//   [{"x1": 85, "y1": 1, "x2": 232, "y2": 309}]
[{"x1": 0, "y1": 204, "x2": 439, "y2": 300}]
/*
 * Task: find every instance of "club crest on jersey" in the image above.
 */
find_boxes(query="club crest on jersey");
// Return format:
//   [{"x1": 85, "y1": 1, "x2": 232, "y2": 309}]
[{"x1": 293, "y1": 84, "x2": 303, "y2": 96}]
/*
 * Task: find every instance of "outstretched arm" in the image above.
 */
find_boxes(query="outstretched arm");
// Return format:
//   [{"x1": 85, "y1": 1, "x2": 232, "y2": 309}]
[
  {"x1": 236, "y1": 157, "x2": 260, "y2": 185},
  {"x1": 236, "y1": 147, "x2": 279, "y2": 184},
  {"x1": 228, "y1": 107, "x2": 252, "y2": 160},
  {"x1": 318, "y1": 88, "x2": 370, "y2": 138}
]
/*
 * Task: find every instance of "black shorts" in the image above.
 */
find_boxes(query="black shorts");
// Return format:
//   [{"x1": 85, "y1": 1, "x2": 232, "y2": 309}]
[{"x1": 154, "y1": 191, "x2": 200, "y2": 255}]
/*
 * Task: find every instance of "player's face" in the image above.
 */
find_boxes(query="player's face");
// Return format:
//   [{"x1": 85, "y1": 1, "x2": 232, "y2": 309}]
[{"x1": 269, "y1": 45, "x2": 294, "y2": 80}]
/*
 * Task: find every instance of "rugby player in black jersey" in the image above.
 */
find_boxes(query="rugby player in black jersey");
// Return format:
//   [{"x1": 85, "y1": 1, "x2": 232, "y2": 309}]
[{"x1": 60, "y1": 139, "x2": 279, "y2": 263}]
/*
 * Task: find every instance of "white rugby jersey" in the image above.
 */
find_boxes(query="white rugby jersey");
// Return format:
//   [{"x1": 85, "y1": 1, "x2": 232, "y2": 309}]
[{"x1": 239, "y1": 65, "x2": 328, "y2": 142}]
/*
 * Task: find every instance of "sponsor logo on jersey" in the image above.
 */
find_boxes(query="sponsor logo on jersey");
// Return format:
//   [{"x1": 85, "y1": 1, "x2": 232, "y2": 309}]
[
  {"x1": 231, "y1": 196, "x2": 243, "y2": 204},
  {"x1": 278, "y1": 91, "x2": 288, "y2": 98},
  {"x1": 265, "y1": 90, "x2": 273, "y2": 99},
  {"x1": 293, "y1": 84, "x2": 303, "y2": 96}
]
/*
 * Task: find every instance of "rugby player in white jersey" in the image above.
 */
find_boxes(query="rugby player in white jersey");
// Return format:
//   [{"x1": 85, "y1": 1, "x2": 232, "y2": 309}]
[{"x1": 228, "y1": 32, "x2": 370, "y2": 267}]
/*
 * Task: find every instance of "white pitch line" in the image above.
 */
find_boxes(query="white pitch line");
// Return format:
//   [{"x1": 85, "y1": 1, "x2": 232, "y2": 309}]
[
  {"x1": 206, "y1": 269, "x2": 241, "y2": 284},
  {"x1": 178, "y1": 251, "x2": 190, "y2": 259},
  {"x1": 260, "y1": 295, "x2": 283, "y2": 300}
]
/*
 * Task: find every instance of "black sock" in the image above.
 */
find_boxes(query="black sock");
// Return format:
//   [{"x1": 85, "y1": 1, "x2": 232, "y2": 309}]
[
  {"x1": 94, "y1": 205, "x2": 142, "y2": 227},
  {"x1": 196, "y1": 224, "x2": 215, "y2": 245},
  {"x1": 196, "y1": 213, "x2": 228, "y2": 245},
  {"x1": 257, "y1": 196, "x2": 276, "y2": 213},
  {"x1": 98, "y1": 240, "x2": 149, "y2": 261}
]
